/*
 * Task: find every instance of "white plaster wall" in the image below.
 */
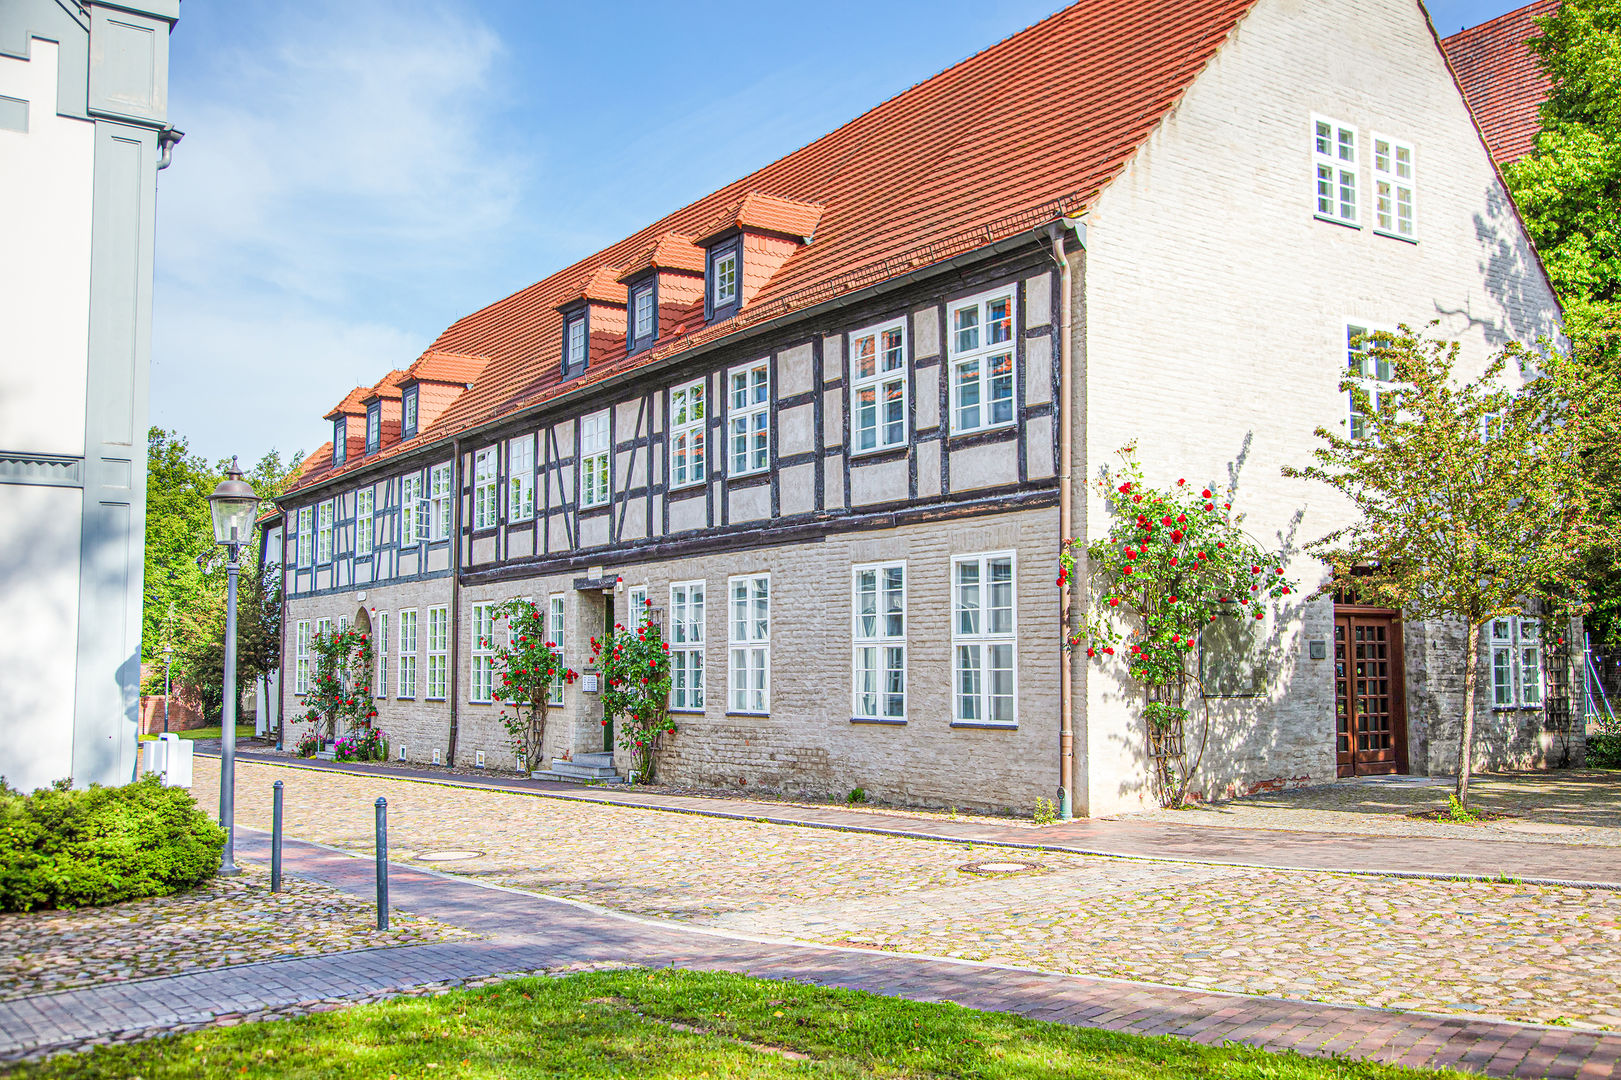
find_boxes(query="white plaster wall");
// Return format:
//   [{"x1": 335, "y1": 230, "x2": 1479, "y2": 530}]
[
  {"x1": 0, "y1": 484, "x2": 84, "y2": 791},
  {"x1": 0, "y1": 38, "x2": 93, "y2": 458},
  {"x1": 1078, "y1": 0, "x2": 1560, "y2": 815}
]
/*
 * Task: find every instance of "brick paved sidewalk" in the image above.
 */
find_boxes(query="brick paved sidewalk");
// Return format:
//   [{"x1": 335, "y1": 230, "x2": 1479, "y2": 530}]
[
  {"x1": 3, "y1": 828, "x2": 1618, "y2": 1077},
  {"x1": 216, "y1": 750, "x2": 1621, "y2": 888}
]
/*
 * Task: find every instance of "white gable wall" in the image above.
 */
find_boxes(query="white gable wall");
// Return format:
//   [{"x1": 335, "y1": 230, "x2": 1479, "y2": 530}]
[{"x1": 1076, "y1": 0, "x2": 1560, "y2": 816}]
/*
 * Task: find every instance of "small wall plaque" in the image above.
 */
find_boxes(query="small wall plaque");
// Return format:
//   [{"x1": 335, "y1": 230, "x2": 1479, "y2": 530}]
[
  {"x1": 582, "y1": 673, "x2": 600, "y2": 693},
  {"x1": 1308, "y1": 639, "x2": 1328, "y2": 660}
]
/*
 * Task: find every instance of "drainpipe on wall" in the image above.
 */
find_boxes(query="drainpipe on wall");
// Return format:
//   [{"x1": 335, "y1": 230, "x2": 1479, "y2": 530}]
[
  {"x1": 446, "y1": 438, "x2": 464, "y2": 767},
  {"x1": 1050, "y1": 215, "x2": 1086, "y2": 821}
]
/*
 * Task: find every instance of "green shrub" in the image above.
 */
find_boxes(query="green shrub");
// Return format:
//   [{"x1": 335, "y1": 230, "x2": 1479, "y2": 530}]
[
  {"x1": 1589, "y1": 733, "x2": 1621, "y2": 769},
  {"x1": 0, "y1": 774, "x2": 225, "y2": 912}
]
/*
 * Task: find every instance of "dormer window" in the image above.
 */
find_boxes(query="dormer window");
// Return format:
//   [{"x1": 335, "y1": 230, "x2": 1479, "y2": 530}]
[
  {"x1": 402, "y1": 387, "x2": 419, "y2": 440},
  {"x1": 365, "y1": 402, "x2": 381, "y2": 455},
  {"x1": 562, "y1": 308, "x2": 589, "y2": 378},
  {"x1": 333, "y1": 417, "x2": 348, "y2": 465},
  {"x1": 707, "y1": 240, "x2": 741, "y2": 323},
  {"x1": 625, "y1": 278, "x2": 658, "y2": 354}
]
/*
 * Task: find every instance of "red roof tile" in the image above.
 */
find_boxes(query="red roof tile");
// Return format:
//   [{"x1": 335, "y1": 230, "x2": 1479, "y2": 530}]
[
  {"x1": 616, "y1": 234, "x2": 707, "y2": 281},
  {"x1": 693, "y1": 192, "x2": 825, "y2": 246},
  {"x1": 288, "y1": 0, "x2": 1256, "y2": 496},
  {"x1": 322, "y1": 386, "x2": 371, "y2": 421},
  {"x1": 360, "y1": 369, "x2": 409, "y2": 404},
  {"x1": 1441, "y1": 0, "x2": 1556, "y2": 167},
  {"x1": 404, "y1": 350, "x2": 490, "y2": 386}
]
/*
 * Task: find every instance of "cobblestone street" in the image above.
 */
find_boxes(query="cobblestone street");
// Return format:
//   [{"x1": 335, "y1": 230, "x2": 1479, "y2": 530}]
[{"x1": 201, "y1": 758, "x2": 1621, "y2": 1030}]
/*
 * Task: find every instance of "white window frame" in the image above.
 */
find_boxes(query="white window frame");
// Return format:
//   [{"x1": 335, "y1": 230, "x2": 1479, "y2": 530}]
[
  {"x1": 366, "y1": 406, "x2": 381, "y2": 452},
  {"x1": 713, "y1": 248, "x2": 738, "y2": 306},
  {"x1": 333, "y1": 417, "x2": 347, "y2": 465},
  {"x1": 401, "y1": 470, "x2": 426, "y2": 545},
  {"x1": 1371, "y1": 132, "x2": 1416, "y2": 241},
  {"x1": 473, "y1": 446, "x2": 498, "y2": 530},
  {"x1": 727, "y1": 360, "x2": 770, "y2": 476},
  {"x1": 952, "y1": 552, "x2": 1017, "y2": 726},
  {"x1": 470, "y1": 602, "x2": 495, "y2": 703},
  {"x1": 728, "y1": 573, "x2": 769, "y2": 714},
  {"x1": 850, "y1": 319, "x2": 908, "y2": 453},
  {"x1": 294, "y1": 620, "x2": 311, "y2": 695},
  {"x1": 1346, "y1": 321, "x2": 1397, "y2": 442},
  {"x1": 947, "y1": 287, "x2": 1016, "y2": 435},
  {"x1": 296, "y1": 507, "x2": 312, "y2": 568},
  {"x1": 1491, "y1": 616, "x2": 1543, "y2": 708},
  {"x1": 429, "y1": 463, "x2": 452, "y2": 541},
  {"x1": 670, "y1": 581, "x2": 705, "y2": 712},
  {"x1": 508, "y1": 435, "x2": 536, "y2": 522},
  {"x1": 315, "y1": 499, "x2": 334, "y2": 565},
  {"x1": 565, "y1": 315, "x2": 587, "y2": 373},
  {"x1": 397, "y1": 609, "x2": 418, "y2": 699},
  {"x1": 628, "y1": 584, "x2": 647, "y2": 617},
  {"x1": 669, "y1": 379, "x2": 707, "y2": 489},
  {"x1": 852, "y1": 562, "x2": 907, "y2": 721},
  {"x1": 1313, "y1": 115, "x2": 1360, "y2": 227},
  {"x1": 426, "y1": 605, "x2": 448, "y2": 699},
  {"x1": 355, "y1": 487, "x2": 374, "y2": 557},
  {"x1": 402, "y1": 387, "x2": 419, "y2": 438},
  {"x1": 547, "y1": 595, "x2": 566, "y2": 706},
  {"x1": 580, "y1": 409, "x2": 611, "y2": 508},
  {"x1": 376, "y1": 612, "x2": 389, "y2": 698},
  {"x1": 632, "y1": 282, "x2": 655, "y2": 341}
]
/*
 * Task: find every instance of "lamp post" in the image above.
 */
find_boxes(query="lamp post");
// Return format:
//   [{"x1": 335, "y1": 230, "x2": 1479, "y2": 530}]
[
  {"x1": 161, "y1": 643, "x2": 173, "y2": 735},
  {"x1": 208, "y1": 457, "x2": 258, "y2": 878}
]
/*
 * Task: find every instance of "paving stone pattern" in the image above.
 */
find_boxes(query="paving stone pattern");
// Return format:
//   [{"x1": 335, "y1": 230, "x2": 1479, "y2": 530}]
[
  {"x1": 0, "y1": 864, "x2": 474, "y2": 1001},
  {"x1": 205, "y1": 759, "x2": 1621, "y2": 1030},
  {"x1": 5, "y1": 834, "x2": 1620, "y2": 1078}
]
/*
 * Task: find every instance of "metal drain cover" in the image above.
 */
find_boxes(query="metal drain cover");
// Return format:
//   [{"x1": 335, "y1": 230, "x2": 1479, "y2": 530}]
[
  {"x1": 960, "y1": 859, "x2": 1044, "y2": 875},
  {"x1": 415, "y1": 850, "x2": 485, "y2": 862}
]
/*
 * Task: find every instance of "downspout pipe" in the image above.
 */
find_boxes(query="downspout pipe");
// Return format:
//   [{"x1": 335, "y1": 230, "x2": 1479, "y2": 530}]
[
  {"x1": 446, "y1": 437, "x2": 464, "y2": 767},
  {"x1": 1049, "y1": 216, "x2": 1086, "y2": 820}
]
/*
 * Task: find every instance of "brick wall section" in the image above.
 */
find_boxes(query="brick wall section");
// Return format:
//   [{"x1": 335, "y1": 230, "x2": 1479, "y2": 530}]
[{"x1": 1076, "y1": 0, "x2": 1564, "y2": 815}]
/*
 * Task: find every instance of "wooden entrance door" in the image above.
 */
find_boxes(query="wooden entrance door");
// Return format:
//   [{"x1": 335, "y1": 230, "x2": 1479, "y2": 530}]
[{"x1": 1333, "y1": 608, "x2": 1408, "y2": 777}]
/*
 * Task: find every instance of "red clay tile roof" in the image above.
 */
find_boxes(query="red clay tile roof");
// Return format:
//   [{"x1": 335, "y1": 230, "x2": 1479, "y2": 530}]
[
  {"x1": 562, "y1": 266, "x2": 628, "y2": 308},
  {"x1": 1441, "y1": 0, "x2": 1556, "y2": 167},
  {"x1": 616, "y1": 234, "x2": 707, "y2": 281},
  {"x1": 693, "y1": 192, "x2": 826, "y2": 246},
  {"x1": 322, "y1": 386, "x2": 371, "y2": 421},
  {"x1": 286, "y1": 0, "x2": 1257, "y2": 496},
  {"x1": 360, "y1": 369, "x2": 409, "y2": 404},
  {"x1": 403, "y1": 350, "x2": 490, "y2": 386}
]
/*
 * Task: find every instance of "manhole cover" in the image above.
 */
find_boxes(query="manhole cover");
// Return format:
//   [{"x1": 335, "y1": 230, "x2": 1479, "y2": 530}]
[
  {"x1": 415, "y1": 850, "x2": 485, "y2": 862},
  {"x1": 960, "y1": 859, "x2": 1045, "y2": 876}
]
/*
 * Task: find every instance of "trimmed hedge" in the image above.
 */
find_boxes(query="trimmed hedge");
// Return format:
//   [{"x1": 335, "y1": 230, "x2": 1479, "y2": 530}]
[
  {"x1": 0, "y1": 774, "x2": 225, "y2": 912},
  {"x1": 1590, "y1": 733, "x2": 1621, "y2": 770}
]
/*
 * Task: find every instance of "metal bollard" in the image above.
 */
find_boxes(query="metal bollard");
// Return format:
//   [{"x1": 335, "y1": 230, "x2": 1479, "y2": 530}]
[
  {"x1": 271, "y1": 781, "x2": 284, "y2": 893},
  {"x1": 375, "y1": 797, "x2": 389, "y2": 930}
]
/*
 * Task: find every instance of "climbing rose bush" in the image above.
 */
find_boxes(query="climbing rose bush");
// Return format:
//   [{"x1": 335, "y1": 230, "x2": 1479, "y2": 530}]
[
  {"x1": 301, "y1": 627, "x2": 375, "y2": 743},
  {"x1": 591, "y1": 602, "x2": 676, "y2": 784},
  {"x1": 493, "y1": 598, "x2": 575, "y2": 772}
]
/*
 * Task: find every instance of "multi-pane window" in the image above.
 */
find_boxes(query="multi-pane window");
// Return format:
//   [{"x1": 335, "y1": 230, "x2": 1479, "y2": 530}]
[
  {"x1": 948, "y1": 288, "x2": 1015, "y2": 433},
  {"x1": 851, "y1": 320, "x2": 907, "y2": 452},
  {"x1": 316, "y1": 500, "x2": 334, "y2": 565},
  {"x1": 580, "y1": 410, "x2": 611, "y2": 508},
  {"x1": 316, "y1": 616, "x2": 333, "y2": 642},
  {"x1": 1314, "y1": 116, "x2": 1359, "y2": 226},
  {"x1": 397, "y1": 609, "x2": 418, "y2": 698},
  {"x1": 508, "y1": 435, "x2": 535, "y2": 521},
  {"x1": 712, "y1": 248, "x2": 738, "y2": 308},
  {"x1": 670, "y1": 581, "x2": 705, "y2": 711},
  {"x1": 470, "y1": 603, "x2": 495, "y2": 703},
  {"x1": 853, "y1": 563, "x2": 906, "y2": 721},
  {"x1": 670, "y1": 380, "x2": 707, "y2": 488},
  {"x1": 426, "y1": 606, "x2": 448, "y2": 699},
  {"x1": 953, "y1": 553, "x2": 1016, "y2": 724},
  {"x1": 1372, "y1": 133, "x2": 1416, "y2": 240},
  {"x1": 473, "y1": 447, "x2": 498, "y2": 530},
  {"x1": 366, "y1": 405, "x2": 381, "y2": 454},
  {"x1": 296, "y1": 507, "x2": 312, "y2": 568},
  {"x1": 1346, "y1": 324, "x2": 1395, "y2": 441},
  {"x1": 294, "y1": 620, "x2": 311, "y2": 694},
  {"x1": 628, "y1": 585, "x2": 647, "y2": 615},
  {"x1": 1492, "y1": 616, "x2": 1543, "y2": 707},
  {"x1": 548, "y1": 595, "x2": 566, "y2": 706},
  {"x1": 355, "y1": 487, "x2": 374, "y2": 557},
  {"x1": 376, "y1": 612, "x2": 389, "y2": 697},
  {"x1": 333, "y1": 417, "x2": 347, "y2": 465},
  {"x1": 402, "y1": 387, "x2": 419, "y2": 440},
  {"x1": 401, "y1": 470, "x2": 426, "y2": 544},
  {"x1": 728, "y1": 574, "x2": 769, "y2": 713},
  {"x1": 429, "y1": 463, "x2": 452, "y2": 540},
  {"x1": 565, "y1": 315, "x2": 587, "y2": 375},
  {"x1": 728, "y1": 361, "x2": 770, "y2": 475},
  {"x1": 631, "y1": 283, "x2": 655, "y2": 346}
]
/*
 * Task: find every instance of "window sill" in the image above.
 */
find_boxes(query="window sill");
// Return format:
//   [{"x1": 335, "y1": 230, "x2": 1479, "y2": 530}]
[
  {"x1": 947, "y1": 420, "x2": 1017, "y2": 440},
  {"x1": 850, "y1": 444, "x2": 909, "y2": 463},
  {"x1": 670, "y1": 707, "x2": 706, "y2": 715},
  {"x1": 668, "y1": 479, "x2": 706, "y2": 494},
  {"x1": 950, "y1": 720, "x2": 1018, "y2": 730},
  {"x1": 727, "y1": 468, "x2": 770, "y2": 482},
  {"x1": 424, "y1": 696, "x2": 447, "y2": 702},
  {"x1": 725, "y1": 710, "x2": 770, "y2": 718},
  {"x1": 579, "y1": 503, "x2": 611, "y2": 515},
  {"x1": 851, "y1": 716, "x2": 906, "y2": 726},
  {"x1": 1373, "y1": 229, "x2": 1418, "y2": 245},
  {"x1": 1314, "y1": 213, "x2": 1361, "y2": 230}
]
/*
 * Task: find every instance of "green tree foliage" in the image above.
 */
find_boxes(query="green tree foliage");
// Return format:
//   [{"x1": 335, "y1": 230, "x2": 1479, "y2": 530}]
[
  {"x1": 1284, "y1": 327, "x2": 1605, "y2": 806},
  {"x1": 142, "y1": 428, "x2": 302, "y2": 720}
]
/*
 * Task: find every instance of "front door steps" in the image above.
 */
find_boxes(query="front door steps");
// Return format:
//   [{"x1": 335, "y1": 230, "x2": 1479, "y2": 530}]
[{"x1": 532, "y1": 750, "x2": 624, "y2": 785}]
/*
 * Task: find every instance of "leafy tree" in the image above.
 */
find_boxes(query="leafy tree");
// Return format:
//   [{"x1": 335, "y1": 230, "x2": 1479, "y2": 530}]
[{"x1": 1283, "y1": 326, "x2": 1604, "y2": 807}]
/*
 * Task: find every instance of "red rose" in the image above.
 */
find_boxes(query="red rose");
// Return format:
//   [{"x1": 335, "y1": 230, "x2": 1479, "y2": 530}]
[
  {"x1": 1201, "y1": 489, "x2": 1211, "y2": 498},
  {"x1": 1123, "y1": 566, "x2": 1134, "y2": 575},
  {"x1": 1086, "y1": 647, "x2": 1096, "y2": 658},
  {"x1": 1109, "y1": 597, "x2": 1120, "y2": 607},
  {"x1": 1177, "y1": 478, "x2": 1186, "y2": 486},
  {"x1": 1118, "y1": 482, "x2": 1132, "y2": 494},
  {"x1": 1275, "y1": 567, "x2": 1284, "y2": 575},
  {"x1": 1223, "y1": 502, "x2": 1231, "y2": 509},
  {"x1": 1102, "y1": 646, "x2": 1114, "y2": 655},
  {"x1": 1168, "y1": 595, "x2": 1177, "y2": 603},
  {"x1": 1170, "y1": 530, "x2": 1183, "y2": 542},
  {"x1": 1252, "y1": 566, "x2": 1260, "y2": 574},
  {"x1": 1196, "y1": 551, "x2": 1207, "y2": 560},
  {"x1": 1169, "y1": 557, "x2": 1178, "y2": 567},
  {"x1": 1177, "y1": 514, "x2": 1187, "y2": 524},
  {"x1": 1216, "y1": 541, "x2": 1225, "y2": 549},
  {"x1": 1204, "y1": 503, "x2": 1214, "y2": 511},
  {"x1": 1255, "y1": 612, "x2": 1264, "y2": 620},
  {"x1": 1132, "y1": 494, "x2": 1143, "y2": 503}
]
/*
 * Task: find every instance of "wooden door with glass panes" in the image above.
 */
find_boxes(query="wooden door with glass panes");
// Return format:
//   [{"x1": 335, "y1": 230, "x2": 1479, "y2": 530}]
[{"x1": 1333, "y1": 608, "x2": 1409, "y2": 777}]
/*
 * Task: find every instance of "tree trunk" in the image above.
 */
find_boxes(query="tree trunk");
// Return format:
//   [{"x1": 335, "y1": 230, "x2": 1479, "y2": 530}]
[{"x1": 1457, "y1": 620, "x2": 1480, "y2": 808}]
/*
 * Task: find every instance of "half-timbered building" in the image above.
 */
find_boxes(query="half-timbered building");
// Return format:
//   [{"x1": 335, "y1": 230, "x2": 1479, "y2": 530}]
[{"x1": 267, "y1": 0, "x2": 1578, "y2": 816}]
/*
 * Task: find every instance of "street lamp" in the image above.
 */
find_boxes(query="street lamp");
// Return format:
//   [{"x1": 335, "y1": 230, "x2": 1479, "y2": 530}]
[
  {"x1": 161, "y1": 643, "x2": 173, "y2": 735},
  {"x1": 208, "y1": 457, "x2": 258, "y2": 878}
]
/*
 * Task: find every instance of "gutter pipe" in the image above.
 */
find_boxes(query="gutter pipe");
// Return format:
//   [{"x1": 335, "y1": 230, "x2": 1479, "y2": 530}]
[
  {"x1": 446, "y1": 437, "x2": 464, "y2": 767},
  {"x1": 1049, "y1": 215, "x2": 1085, "y2": 821}
]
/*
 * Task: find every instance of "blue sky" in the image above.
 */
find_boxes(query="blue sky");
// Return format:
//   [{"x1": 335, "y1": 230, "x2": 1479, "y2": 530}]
[{"x1": 150, "y1": 0, "x2": 1530, "y2": 465}]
